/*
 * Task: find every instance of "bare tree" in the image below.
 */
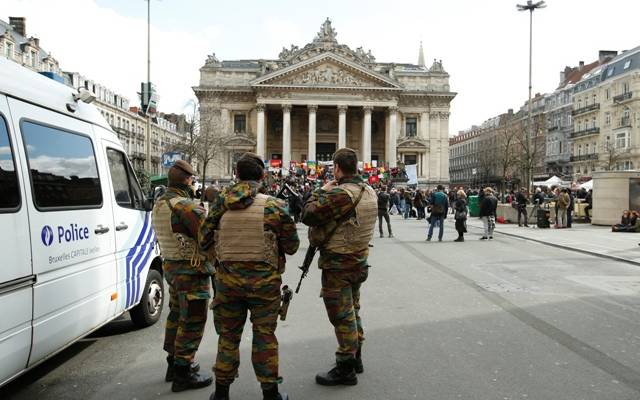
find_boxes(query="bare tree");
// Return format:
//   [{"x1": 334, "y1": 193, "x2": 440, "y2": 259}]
[
  {"x1": 195, "y1": 107, "x2": 227, "y2": 185},
  {"x1": 601, "y1": 136, "x2": 625, "y2": 171},
  {"x1": 495, "y1": 114, "x2": 519, "y2": 192},
  {"x1": 515, "y1": 112, "x2": 545, "y2": 190}
]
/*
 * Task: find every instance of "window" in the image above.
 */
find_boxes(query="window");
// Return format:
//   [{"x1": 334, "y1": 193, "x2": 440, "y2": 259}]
[
  {"x1": 616, "y1": 131, "x2": 629, "y2": 149},
  {"x1": 21, "y1": 121, "x2": 102, "y2": 209},
  {"x1": 0, "y1": 115, "x2": 20, "y2": 210},
  {"x1": 404, "y1": 154, "x2": 417, "y2": 165},
  {"x1": 234, "y1": 114, "x2": 246, "y2": 133},
  {"x1": 4, "y1": 41, "x2": 13, "y2": 58},
  {"x1": 607, "y1": 67, "x2": 615, "y2": 77},
  {"x1": 405, "y1": 117, "x2": 417, "y2": 137},
  {"x1": 605, "y1": 112, "x2": 611, "y2": 125},
  {"x1": 31, "y1": 50, "x2": 37, "y2": 67},
  {"x1": 623, "y1": 82, "x2": 630, "y2": 94},
  {"x1": 624, "y1": 60, "x2": 632, "y2": 70},
  {"x1": 107, "y1": 149, "x2": 144, "y2": 209},
  {"x1": 606, "y1": 88, "x2": 610, "y2": 100}
]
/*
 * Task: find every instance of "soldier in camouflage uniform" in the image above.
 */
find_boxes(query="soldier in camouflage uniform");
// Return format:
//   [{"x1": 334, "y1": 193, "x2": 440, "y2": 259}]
[
  {"x1": 301, "y1": 148, "x2": 377, "y2": 386},
  {"x1": 151, "y1": 160, "x2": 214, "y2": 392},
  {"x1": 200, "y1": 153, "x2": 300, "y2": 400}
]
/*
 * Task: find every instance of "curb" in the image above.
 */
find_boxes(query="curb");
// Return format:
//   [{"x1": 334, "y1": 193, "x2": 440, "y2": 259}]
[{"x1": 467, "y1": 223, "x2": 640, "y2": 268}]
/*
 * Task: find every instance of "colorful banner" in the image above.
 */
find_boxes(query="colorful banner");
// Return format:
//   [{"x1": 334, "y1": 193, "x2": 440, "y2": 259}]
[{"x1": 270, "y1": 159, "x2": 282, "y2": 168}]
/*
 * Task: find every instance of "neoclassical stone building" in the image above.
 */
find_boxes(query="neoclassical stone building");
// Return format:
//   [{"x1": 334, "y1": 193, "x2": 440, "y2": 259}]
[{"x1": 195, "y1": 19, "x2": 455, "y2": 184}]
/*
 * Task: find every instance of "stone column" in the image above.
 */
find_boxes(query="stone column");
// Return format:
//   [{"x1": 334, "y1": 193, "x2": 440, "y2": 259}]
[
  {"x1": 429, "y1": 111, "x2": 440, "y2": 181},
  {"x1": 338, "y1": 105, "x2": 348, "y2": 149},
  {"x1": 362, "y1": 106, "x2": 373, "y2": 164},
  {"x1": 282, "y1": 104, "x2": 292, "y2": 174},
  {"x1": 440, "y1": 112, "x2": 450, "y2": 182},
  {"x1": 387, "y1": 106, "x2": 398, "y2": 168},
  {"x1": 256, "y1": 104, "x2": 266, "y2": 159},
  {"x1": 308, "y1": 105, "x2": 317, "y2": 161}
]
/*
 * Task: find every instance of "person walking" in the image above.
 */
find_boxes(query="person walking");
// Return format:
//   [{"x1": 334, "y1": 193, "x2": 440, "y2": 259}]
[
  {"x1": 200, "y1": 153, "x2": 300, "y2": 400},
  {"x1": 529, "y1": 187, "x2": 545, "y2": 220},
  {"x1": 427, "y1": 185, "x2": 449, "y2": 242},
  {"x1": 557, "y1": 188, "x2": 570, "y2": 228},
  {"x1": 377, "y1": 187, "x2": 393, "y2": 238},
  {"x1": 403, "y1": 189, "x2": 412, "y2": 219},
  {"x1": 301, "y1": 148, "x2": 377, "y2": 387},
  {"x1": 515, "y1": 188, "x2": 529, "y2": 227},
  {"x1": 151, "y1": 160, "x2": 214, "y2": 393},
  {"x1": 453, "y1": 190, "x2": 468, "y2": 242},
  {"x1": 584, "y1": 189, "x2": 593, "y2": 223},
  {"x1": 567, "y1": 189, "x2": 575, "y2": 228},
  {"x1": 414, "y1": 189, "x2": 426, "y2": 220},
  {"x1": 478, "y1": 187, "x2": 492, "y2": 240}
]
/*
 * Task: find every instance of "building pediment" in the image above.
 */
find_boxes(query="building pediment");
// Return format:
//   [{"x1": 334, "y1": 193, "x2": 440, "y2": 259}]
[
  {"x1": 251, "y1": 52, "x2": 402, "y2": 91},
  {"x1": 397, "y1": 137, "x2": 428, "y2": 150},
  {"x1": 224, "y1": 134, "x2": 256, "y2": 148}
]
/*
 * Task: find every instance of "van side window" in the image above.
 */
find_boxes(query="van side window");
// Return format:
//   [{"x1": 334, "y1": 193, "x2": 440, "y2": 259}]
[
  {"x1": 0, "y1": 115, "x2": 20, "y2": 210},
  {"x1": 21, "y1": 121, "x2": 102, "y2": 209},
  {"x1": 107, "y1": 148, "x2": 144, "y2": 209}
]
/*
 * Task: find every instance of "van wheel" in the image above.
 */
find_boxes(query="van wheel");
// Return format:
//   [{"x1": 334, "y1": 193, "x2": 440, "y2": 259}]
[{"x1": 130, "y1": 269, "x2": 164, "y2": 328}]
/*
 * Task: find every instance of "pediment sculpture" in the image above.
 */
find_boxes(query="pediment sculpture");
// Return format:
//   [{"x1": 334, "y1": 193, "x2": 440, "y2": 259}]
[{"x1": 277, "y1": 65, "x2": 369, "y2": 87}]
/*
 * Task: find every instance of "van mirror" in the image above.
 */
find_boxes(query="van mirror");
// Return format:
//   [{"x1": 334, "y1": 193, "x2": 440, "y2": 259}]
[{"x1": 143, "y1": 197, "x2": 154, "y2": 211}]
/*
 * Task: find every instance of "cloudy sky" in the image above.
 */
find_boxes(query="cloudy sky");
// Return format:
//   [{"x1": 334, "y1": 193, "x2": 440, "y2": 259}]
[{"x1": 4, "y1": 0, "x2": 639, "y2": 136}]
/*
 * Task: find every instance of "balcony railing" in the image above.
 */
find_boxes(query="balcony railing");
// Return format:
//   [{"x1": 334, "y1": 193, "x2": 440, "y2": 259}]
[
  {"x1": 570, "y1": 126, "x2": 600, "y2": 138},
  {"x1": 571, "y1": 103, "x2": 600, "y2": 116},
  {"x1": 613, "y1": 92, "x2": 633, "y2": 103},
  {"x1": 547, "y1": 125, "x2": 560, "y2": 132},
  {"x1": 570, "y1": 153, "x2": 599, "y2": 162},
  {"x1": 617, "y1": 117, "x2": 632, "y2": 129}
]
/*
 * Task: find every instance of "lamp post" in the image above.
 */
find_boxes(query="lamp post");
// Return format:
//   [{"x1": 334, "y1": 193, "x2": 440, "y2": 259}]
[
  {"x1": 517, "y1": 0, "x2": 546, "y2": 190},
  {"x1": 144, "y1": 0, "x2": 153, "y2": 172}
]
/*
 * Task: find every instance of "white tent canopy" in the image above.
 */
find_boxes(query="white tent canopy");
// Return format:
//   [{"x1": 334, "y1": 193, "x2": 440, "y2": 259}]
[
  {"x1": 580, "y1": 179, "x2": 593, "y2": 190},
  {"x1": 533, "y1": 175, "x2": 563, "y2": 187}
]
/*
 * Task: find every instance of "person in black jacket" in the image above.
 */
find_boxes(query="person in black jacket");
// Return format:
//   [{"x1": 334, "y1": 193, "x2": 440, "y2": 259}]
[
  {"x1": 479, "y1": 187, "x2": 498, "y2": 239},
  {"x1": 515, "y1": 188, "x2": 529, "y2": 227},
  {"x1": 453, "y1": 190, "x2": 468, "y2": 242},
  {"x1": 584, "y1": 189, "x2": 593, "y2": 222},
  {"x1": 377, "y1": 187, "x2": 393, "y2": 238}
]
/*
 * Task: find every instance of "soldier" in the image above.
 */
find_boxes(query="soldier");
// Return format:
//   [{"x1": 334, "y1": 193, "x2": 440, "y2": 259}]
[
  {"x1": 301, "y1": 148, "x2": 377, "y2": 386},
  {"x1": 151, "y1": 160, "x2": 214, "y2": 392},
  {"x1": 200, "y1": 153, "x2": 300, "y2": 400}
]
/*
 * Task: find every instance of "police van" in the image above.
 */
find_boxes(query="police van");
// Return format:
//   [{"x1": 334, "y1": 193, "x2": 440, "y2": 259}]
[{"x1": 0, "y1": 57, "x2": 164, "y2": 386}]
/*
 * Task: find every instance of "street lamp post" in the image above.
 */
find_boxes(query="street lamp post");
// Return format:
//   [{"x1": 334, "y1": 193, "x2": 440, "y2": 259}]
[
  {"x1": 144, "y1": 0, "x2": 153, "y2": 172},
  {"x1": 517, "y1": 0, "x2": 546, "y2": 190}
]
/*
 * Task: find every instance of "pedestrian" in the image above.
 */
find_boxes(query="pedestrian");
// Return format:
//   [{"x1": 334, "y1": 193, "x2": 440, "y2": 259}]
[
  {"x1": 584, "y1": 189, "x2": 593, "y2": 222},
  {"x1": 301, "y1": 148, "x2": 377, "y2": 386},
  {"x1": 200, "y1": 153, "x2": 300, "y2": 400},
  {"x1": 388, "y1": 188, "x2": 400, "y2": 215},
  {"x1": 377, "y1": 186, "x2": 393, "y2": 238},
  {"x1": 515, "y1": 188, "x2": 529, "y2": 227},
  {"x1": 529, "y1": 187, "x2": 545, "y2": 220},
  {"x1": 151, "y1": 160, "x2": 214, "y2": 392},
  {"x1": 557, "y1": 188, "x2": 570, "y2": 228},
  {"x1": 427, "y1": 184, "x2": 449, "y2": 242},
  {"x1": 567, "y1": 189, "x2": 574, "y2": 228},
  {"x1": 453, "y1": 190, "x2": 468, "y2": 242},
  {"x1": 414, "y1": 189, "x2": 426, "y2": 220},
  {"x1": 479, "y1": 187, "x2": 497, "y2": 240}
]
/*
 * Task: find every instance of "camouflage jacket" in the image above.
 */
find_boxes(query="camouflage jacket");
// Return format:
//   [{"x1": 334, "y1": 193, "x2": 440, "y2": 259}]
[
  {"x1": 301, "y1": 176, "x2": 369, "y2": 270},
  {"x1": 199, "y1": 181, "x2": 300, "y2": 286},
  {"x1": 156, "y1": 185, "x2": 213, "y2": 275}
]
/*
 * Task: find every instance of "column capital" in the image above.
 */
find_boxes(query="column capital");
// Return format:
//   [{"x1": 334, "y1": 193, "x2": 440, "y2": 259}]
[
  {"x1": 282, "y1": 104, "x2": 292, "y2": 112},
  {"x1": 337, "y1": 104, "x2": 348, "y2": 113},
  {"x1": 255, "y1": 103, "x2": 266, "y2": 112},
  {"x1": 387, "y1": 106, "x2": 398, "y2": 114},
  {"x1": 362, "y1": 105, "x2": 374, "y2": 113},
  {"x1": 307, "y1": 104, "x2": 318, "y2": 112}
]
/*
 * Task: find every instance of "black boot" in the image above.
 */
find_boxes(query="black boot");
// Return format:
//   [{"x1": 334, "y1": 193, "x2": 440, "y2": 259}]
[
  {"x1": 315, "y1": 359, "x2": 358, "y2": 386},
  {"x1": 165, "y1": 356, "x2": 201, "y2": 382},
  {"x1": 209, "y1": 382, "x2": 230, "y2": 400},
  {"x1": 171, "y1": 364, "x2": 213, "y2": 392},
  {"x1": 262, "y1": 384, "x2": 289, "y2": 400},
  {"x1": 355, "y1": 345, "x2": 364, "y2": 374}
]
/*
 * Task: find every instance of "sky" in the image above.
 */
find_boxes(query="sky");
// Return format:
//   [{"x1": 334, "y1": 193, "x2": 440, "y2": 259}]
[{"x1": 3, "y1": 0, "x2": 640, "y2": 136}]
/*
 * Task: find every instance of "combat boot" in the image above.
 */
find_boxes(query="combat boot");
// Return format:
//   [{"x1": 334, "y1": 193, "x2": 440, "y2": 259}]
[
  {"x1": 355, "y1": 345, "x2": 364, "y2": 374},
  {"x1": 262, "y1": 384, "x2": 289, "y2": 400},
  {"x1": 209, "y1": 382, "x2": 230, "y2": 400},
  {"x1": 165, "y1": 355, "x2": 201, "y2": 382},
  {"x1": 315, "y1": 359, "x2": 357, "y2": 386},
  {"x1": 171, "y1": 364, "x2": 213, "y2": 392}
]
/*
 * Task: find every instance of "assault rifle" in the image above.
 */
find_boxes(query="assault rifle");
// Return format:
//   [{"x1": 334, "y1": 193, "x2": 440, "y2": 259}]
[{"x1": 295, "y1": 245, "x2": 318, "y2": 293}]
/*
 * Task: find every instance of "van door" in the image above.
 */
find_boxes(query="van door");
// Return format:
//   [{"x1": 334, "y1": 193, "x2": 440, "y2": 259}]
[
  {"x1": 100, "y1": 135, "x2": 156, "y2": 314},
  {"x1": 0, "y1": 95, "x2": 33, "y2": 385},
  {"x1": 7, "y1": 98, "x2": 117, "y2": 366}
]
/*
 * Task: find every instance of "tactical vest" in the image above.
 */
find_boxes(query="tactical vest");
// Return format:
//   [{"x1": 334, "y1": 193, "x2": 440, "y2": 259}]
[
  {"x1": 324, "y1": 182, "x2": 377, "y2": 254},
  {"x1": 214, "y1": 194, "x2": 279, "y2": 268},
  {"x1": 153, "y1": 197, "x2": 199, "y2": 261}
]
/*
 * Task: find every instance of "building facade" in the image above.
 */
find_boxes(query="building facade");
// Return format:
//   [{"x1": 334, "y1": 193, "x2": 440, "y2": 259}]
[
  {"x1": 195, "y1": 19, "x2": 455, "y2": 183},
  {"x1": 0, "y1": 16, "x2": 189, "y2": 177}
]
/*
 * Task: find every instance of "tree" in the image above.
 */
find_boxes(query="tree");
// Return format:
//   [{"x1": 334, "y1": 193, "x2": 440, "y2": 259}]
[
  {"x1": 515, "y1": 111, "x2": 545, "y2": 191},
  {"x1": 601, "y1": 136, "x2": 625, "y2": 171},
  {"x1": 495, "y1": 113, "x2": 519, "y2": 192},
  {"x1": 194, "y1": 106, "x2": 227, "y2": 185}
]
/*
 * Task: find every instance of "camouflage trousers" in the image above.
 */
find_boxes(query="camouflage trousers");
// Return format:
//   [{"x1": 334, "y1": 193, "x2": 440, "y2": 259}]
[
  {"x1": 163, "y1": 271, "x2": 211, "y2": 367},
  {"x1": 212, "y1": 269, "x2": 282, "y2": 388},
  {"x1": 321, "y1": 266, "x2": 369, "y2": 362}
]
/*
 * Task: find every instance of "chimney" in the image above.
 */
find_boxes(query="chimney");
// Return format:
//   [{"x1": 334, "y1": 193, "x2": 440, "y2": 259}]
[
  {"x1": 598, "y1": 50, "x2": 618, "y2": 63},
  {"x1": 578, "y1": 61, "x2": 585, "y2": 70},
  {"x1": 32, "y1": 37, "x2": 40, "y2": 48},
  {"x1": 559, "y1": 70, "x2": 566, "y2": 86},
  {"x1": 8, "y1": 17, "x2": 26, "y2": 37}
]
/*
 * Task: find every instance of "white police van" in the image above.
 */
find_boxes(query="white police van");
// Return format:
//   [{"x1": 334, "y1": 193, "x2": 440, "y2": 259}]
[{"x1": 0, "y1": 57, "x2": 164, "y2": 386}]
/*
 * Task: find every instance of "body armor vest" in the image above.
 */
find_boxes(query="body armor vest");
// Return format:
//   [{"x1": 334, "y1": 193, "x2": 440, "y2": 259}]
[
  {"x1": 214, "y1": 194, "x2": 279, "y2": 267},
  {"x1": 324, "y1": 183, "x2": 377, "y2": 254},
  {"x1": 153, "y1": 197, "x2": 199, "y2": 261}
]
